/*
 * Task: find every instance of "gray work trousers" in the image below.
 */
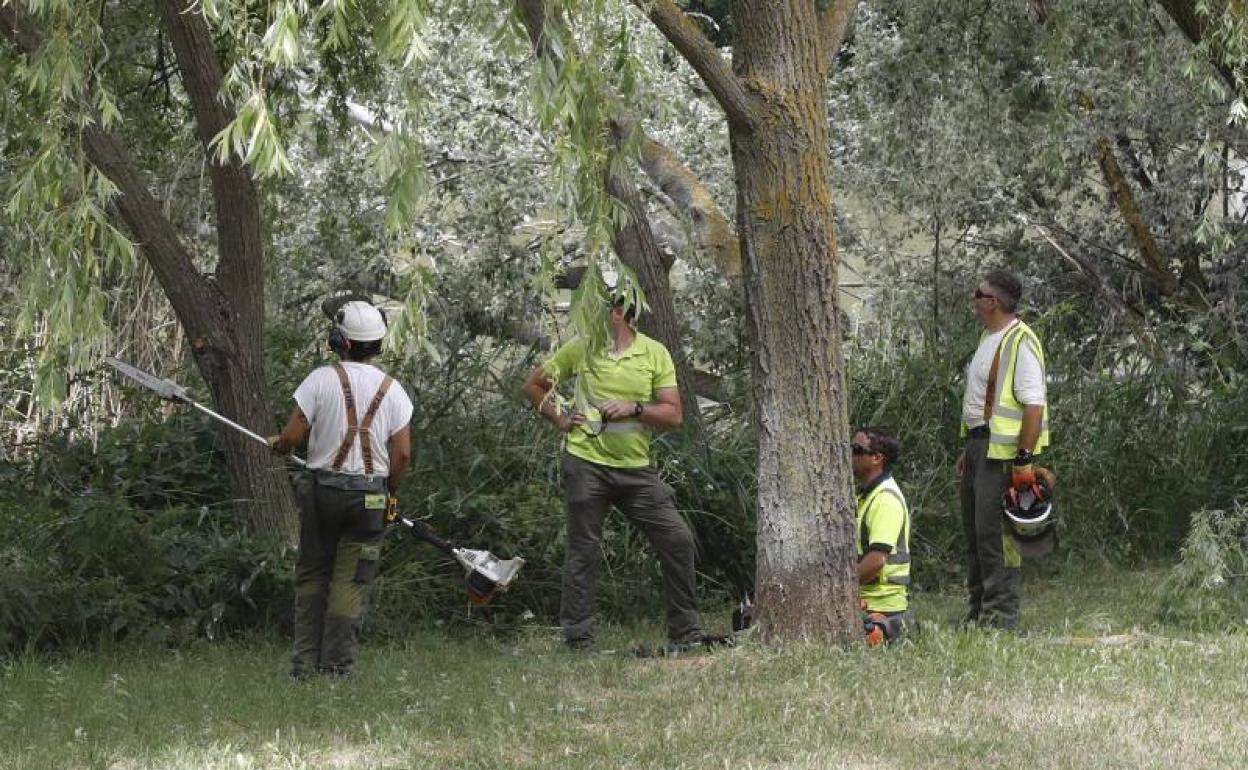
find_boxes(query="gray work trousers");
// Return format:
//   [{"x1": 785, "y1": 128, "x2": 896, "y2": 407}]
[
  {"x1": 559, "y1": 453, "x2": 701, "y2": 644},
  {"x1": 959, "y1": 435, "x2": 1022, "y2": 629}
]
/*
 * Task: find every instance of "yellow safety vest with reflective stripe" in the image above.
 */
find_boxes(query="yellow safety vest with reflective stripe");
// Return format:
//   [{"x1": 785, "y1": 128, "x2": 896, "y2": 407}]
[
  {"x1": 856, "y1": 476, "x2": 910, "y2": 613},
  {"x1": 985, "y1": 320, "x2": 1050, "y2": 460}
]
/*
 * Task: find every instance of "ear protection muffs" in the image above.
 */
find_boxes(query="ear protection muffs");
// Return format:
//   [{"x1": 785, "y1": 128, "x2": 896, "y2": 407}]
[{"x1": 328, "y1": 308, "x2": 350, "y2": 356}]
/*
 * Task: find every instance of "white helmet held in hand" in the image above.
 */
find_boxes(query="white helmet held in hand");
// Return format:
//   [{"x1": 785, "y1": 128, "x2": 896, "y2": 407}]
[{"x1": 335, "y1": 300, "x2": 387, "y2": 342}]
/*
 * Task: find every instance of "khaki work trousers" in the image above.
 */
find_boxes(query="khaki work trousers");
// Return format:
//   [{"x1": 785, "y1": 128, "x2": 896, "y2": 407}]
[
  {"x1": 291, "y1": 473, "x2": 385, "y2": 677},
  {"x1": 959, "y1": 435, "x2": 1022, "y2": 629},
  {"x1": 560, "y1": 453, "x2": 701, "y2": 644}
]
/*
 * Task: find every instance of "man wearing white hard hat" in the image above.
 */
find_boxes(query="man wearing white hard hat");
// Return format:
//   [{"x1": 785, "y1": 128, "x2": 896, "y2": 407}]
[{"x1": 269, "y1": 299, "x2": 413, "y2": 677}]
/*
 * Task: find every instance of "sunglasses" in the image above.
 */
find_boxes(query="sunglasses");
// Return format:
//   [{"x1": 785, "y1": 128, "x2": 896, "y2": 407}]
[
  {"x1": 973, "y1": 288, "x2": 997, "y2": 301},
  {"x1": 850, "y1": 442, "x2": 877, "y2": 456}
]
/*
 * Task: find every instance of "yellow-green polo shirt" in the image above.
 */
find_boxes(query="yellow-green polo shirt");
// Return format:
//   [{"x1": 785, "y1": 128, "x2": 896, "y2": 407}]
[{"x1": 543, "y1": 333, "x2": 678, "y2": 469}]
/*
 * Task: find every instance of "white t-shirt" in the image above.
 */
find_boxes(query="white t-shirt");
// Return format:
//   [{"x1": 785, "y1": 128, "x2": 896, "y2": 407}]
[
  {"x1": 962, "y1": 321, "x2": 1046, "y2": 429},
  {"x1": 293, "y1": 362, "x2": 413, "y2": 475}
]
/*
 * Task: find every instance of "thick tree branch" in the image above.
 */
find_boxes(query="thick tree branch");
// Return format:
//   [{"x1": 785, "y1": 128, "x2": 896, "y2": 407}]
[
  {"x1": 1156, "y1": 0, "x2": 1237, "y2": 91},
  {"x1": 629, "y1": 0, "x2": 758, "y2": 129},
  {"x1": 1078, "y1": 94, "x2": 1178, "y2": 297},
  {"x1": 610, "y1": 118, "x2": 741, "y2": 277},
  {"x1": 818, "y1": 0, "x2": 859, "y2": 76},
  {"x1": 154, "y1": 1, "x2": 263, "y2": 321}
]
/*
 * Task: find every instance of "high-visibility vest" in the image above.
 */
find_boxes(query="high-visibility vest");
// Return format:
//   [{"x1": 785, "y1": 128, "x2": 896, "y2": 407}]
[
  {"x1": 985, "y1": 320, "x2": 1050, "y2": 460},
  {"x1": 856, "y1": 476, "x2": 911, "y2": 612}
]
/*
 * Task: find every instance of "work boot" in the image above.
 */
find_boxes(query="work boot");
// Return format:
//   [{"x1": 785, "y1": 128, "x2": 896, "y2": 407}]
[{"x1": 565, "y1": 636, "x2": 596, "y2": 653}]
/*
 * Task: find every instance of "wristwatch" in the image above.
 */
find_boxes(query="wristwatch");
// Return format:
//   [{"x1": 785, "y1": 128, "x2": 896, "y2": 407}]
[
  {"x1": 633, "y1": 401, "x2": 644, "y2": 417},
  {"x1": 1013, "y1": 448, "x2": 1034, "y2": 466}
]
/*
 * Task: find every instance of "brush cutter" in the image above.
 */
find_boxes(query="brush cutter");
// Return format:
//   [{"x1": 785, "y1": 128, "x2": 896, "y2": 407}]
[
  {"x1": 393, "y1": 516, "x2": 525, "y2": 605},
  {"x1": 102, "y1": 357, "x2": 525, "y2": 604}
]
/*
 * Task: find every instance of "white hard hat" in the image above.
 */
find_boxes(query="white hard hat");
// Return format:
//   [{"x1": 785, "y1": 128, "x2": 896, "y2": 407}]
[{"x1": 335, "y1": 301, "x2": 387, "y2": 342}]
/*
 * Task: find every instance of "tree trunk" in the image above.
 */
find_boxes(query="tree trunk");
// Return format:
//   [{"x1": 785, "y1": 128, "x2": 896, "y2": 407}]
[
  {"x1": 727, "y1": 1, "x2": 858, "y2": 643},
  {"x1": 604, "y1": 166, "x2": 704, "y2": 431},
  {"x1": 638, "y1": 0, "x2": 860, "y2": 643},
  {"x1": 153, "y1": 0, "x2": 296, "y2": 540}
]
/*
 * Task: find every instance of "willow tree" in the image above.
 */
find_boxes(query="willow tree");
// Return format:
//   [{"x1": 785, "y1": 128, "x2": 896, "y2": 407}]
[
  {"x1": 629, "y1": 0, "x2": 861, "y2": 641},
  {"x1": 0, "y1": 1, "x2": 429, "y2": 538}
]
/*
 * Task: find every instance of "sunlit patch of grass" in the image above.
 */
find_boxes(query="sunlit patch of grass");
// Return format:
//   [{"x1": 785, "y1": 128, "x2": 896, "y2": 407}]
[{"x1": 3, "y1": 567, "x2": 1246, "y2": 770}]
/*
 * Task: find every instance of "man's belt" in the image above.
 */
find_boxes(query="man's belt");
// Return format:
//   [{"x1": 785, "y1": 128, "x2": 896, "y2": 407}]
[
  {"x1": 312, "y1": 468, "x2": 387, "y2": 492},
  {"x1": 966, "y1": 425, "x2": 990, "y2": 439},
  {"x1": 584, "y1": 419, "x2": 647, "y2": 435}
]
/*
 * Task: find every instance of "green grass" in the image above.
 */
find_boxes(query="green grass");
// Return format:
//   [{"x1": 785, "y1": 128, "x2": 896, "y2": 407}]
[{"x1": 3, "y1": 567, "x2": 1246, "y2": 770}]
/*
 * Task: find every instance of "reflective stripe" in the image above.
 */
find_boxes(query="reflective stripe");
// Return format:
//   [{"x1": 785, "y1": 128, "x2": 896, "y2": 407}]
[
  {"x1": 887, "y1": 575, "x2": 911, "y2": 586},
  {"x1": 993, "y1": 404, "x2": 1025, "y2": 420},
  {"x1": 989, "y1": 322, "x2": 1020, "y2": 413},
  {"x1": 886, "y1": 553, "x2": 910, "y2": 565},
  {"x1": 989, "y1": 420, "x2": 1049, "y2": 443}
]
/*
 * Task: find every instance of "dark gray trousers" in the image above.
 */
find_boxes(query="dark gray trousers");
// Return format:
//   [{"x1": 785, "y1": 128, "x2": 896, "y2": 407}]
[
  {"x1": 291, "y1": 473, "x2": 385, "y2": 676},
  {"x1": 959, "y1": 436, "x2": 1022, "y2": 629},
  {"x1": 560, "y1": 453, "x2": 701, "y2": 643}
]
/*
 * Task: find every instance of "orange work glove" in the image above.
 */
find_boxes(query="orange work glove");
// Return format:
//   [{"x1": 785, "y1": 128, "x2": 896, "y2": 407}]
[
  {"x1": 1012, "y1": 449, "x2": 1036, "y2": 491},
  {"x1": 1011, "y1": 464, "x2": 1036, "y2": 491}
]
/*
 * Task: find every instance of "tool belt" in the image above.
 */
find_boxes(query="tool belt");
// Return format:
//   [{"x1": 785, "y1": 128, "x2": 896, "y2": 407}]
[{"x1": 312, "y1": 469, "x2": 387, "y2": 493}]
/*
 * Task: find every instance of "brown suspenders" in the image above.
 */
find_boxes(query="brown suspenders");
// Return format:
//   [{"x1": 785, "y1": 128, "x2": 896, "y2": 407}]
[
  {"x1": 982, "y1": 320, "x2": 1019, "y2": 423},
  {"x1": 329, "y1": 363, "x2": 394, "y2": 476}
]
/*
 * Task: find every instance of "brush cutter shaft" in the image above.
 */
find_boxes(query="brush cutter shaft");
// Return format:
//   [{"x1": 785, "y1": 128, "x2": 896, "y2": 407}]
[
  {"x1": 105, "y1": 356, "x2": 307, "y2": 468},
  {"x1": 190, "y1": 402, "x2": 307, "y2": 467},
  {"x1": 399, "y1": 517, "x2": 454, "y2": 555}
]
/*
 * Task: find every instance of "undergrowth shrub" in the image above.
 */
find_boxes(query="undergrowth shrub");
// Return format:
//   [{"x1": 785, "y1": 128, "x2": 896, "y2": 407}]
[
  {"x1": 1154, "y1": 503, "x2": 1248, "y2": 630},
  {"x1": 0, "y1": 487, "x2": 290, "y2": 655}
]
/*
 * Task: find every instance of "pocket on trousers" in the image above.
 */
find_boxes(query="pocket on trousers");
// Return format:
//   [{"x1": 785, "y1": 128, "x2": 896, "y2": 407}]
[{"x1": 353, "y1": 543, "x2": 381, "y2": 584}]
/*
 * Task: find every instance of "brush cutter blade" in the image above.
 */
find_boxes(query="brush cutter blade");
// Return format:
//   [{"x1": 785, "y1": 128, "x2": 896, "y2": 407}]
[{"x1": 104, "y1": 357, "x2": 190, "y2": 402}]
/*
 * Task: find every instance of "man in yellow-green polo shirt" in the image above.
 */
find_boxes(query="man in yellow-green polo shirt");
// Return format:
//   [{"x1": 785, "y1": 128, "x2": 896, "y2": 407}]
[
  {"x1": 523, "y1": 295, "x2": 703, "y2": 652},
  {"x1": 852, "y1": 427, "x2": 913, "y2": 644}
]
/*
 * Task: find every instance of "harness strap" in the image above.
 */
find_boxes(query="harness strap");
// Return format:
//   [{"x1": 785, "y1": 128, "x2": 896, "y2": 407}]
[
  {"x1": 330, "y1": 364, "x2": 358, "y2": 472},
  {"x1": 983, "y1": 320, "x2": 1019, "y2": 423},
  {"x1": 358, "y1": 376, "x2": 394, "y2": 476},
  {"x1": 329, "y1": 364, "x2": 394, "y2": 475}
]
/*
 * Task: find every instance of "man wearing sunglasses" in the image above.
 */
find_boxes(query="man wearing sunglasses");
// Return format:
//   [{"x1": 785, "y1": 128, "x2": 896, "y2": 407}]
[
  {"x1": 956, "y1": 270, "x2": 1049, "y2": 630},
  {"x1": 522, "y1": 287, "x2": 706, "y2": 653},
  {"x1": 852, "y1": 428, "x2": 912, "y2": 643}
]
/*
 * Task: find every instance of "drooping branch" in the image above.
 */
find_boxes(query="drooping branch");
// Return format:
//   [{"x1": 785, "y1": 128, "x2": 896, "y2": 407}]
[
  {"x1": 0, "y1": 3, "x2": 223, "y2": 342},
  {"x1": 515, "y1": 0, "x2": 705, "y2": 429},
  {"x1": 628, "y1": 0, "x2": 758, "y2": 129},
  {"x1": 1156, "y1": 0, "x2": 1237, "y2": 91}
]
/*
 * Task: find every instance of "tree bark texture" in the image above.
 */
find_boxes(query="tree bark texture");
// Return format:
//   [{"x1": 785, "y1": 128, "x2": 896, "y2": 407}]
[
  {"x1": 641, "y1": 0, "x2": 860, "y2": 642},
  {"x1": 2, "y1": 2, "x2": 297, "y2": 539},
  {"x1": 727, "y1": 0, "x2": 858, "y2": 643}
]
